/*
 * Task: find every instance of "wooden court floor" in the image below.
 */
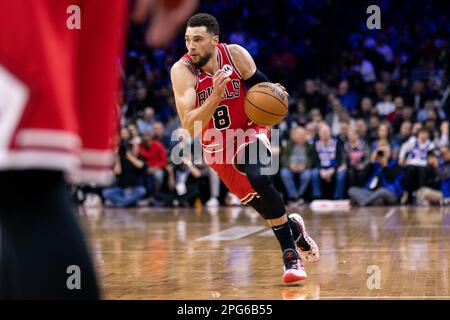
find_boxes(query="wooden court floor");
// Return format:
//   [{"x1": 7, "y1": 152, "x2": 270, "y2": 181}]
[{"x1": 78, "y1": 205, "x2": 450, "y2": 300}]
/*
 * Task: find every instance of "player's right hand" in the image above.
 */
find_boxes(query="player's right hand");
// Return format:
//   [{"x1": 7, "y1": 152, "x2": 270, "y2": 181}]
[{"x1": 212, "y1": 69, "x2": 231, "y2": 99}]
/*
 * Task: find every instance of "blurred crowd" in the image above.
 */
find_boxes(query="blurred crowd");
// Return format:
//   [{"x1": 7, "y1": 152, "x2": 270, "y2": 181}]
[{"x1": 76, "y1": 0, "x2": 450, "y2": 208}]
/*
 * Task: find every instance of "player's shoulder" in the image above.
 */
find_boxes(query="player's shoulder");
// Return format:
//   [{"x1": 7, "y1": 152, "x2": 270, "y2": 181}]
[
  {"x1": 227, "y1": 44, "x2": 249, "y2": 58},
  {"x1": 171, "y1": 58, "x2": 191, "y2": 73},
  {"x1": 171, "y1": 58, "x2": 196, "y2": 78}
]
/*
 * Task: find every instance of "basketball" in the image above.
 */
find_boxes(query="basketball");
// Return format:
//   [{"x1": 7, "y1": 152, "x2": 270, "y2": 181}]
[{"x1": 245, "y1": 82, "x2": 289, "y2": 126}]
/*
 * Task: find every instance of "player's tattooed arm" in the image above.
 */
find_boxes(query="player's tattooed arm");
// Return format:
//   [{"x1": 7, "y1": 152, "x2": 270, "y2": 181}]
[{"x1": 171, "y1": 60, "x2": 229, "y2": 137}]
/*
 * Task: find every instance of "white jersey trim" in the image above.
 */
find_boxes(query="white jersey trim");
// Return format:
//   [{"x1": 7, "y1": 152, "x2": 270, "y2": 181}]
[
  {"x1": 0, "y1": 64, "x2": 30, "y2": 151},
  {"x1": 0, "y1": 149, "x2": 114, "y2": 185},
  {"x1": 223, "y1": 44, "x2": 243, "y2": 79},
  {"x1": 15, "y1": 129, "x2": 82, "y2": 150}
]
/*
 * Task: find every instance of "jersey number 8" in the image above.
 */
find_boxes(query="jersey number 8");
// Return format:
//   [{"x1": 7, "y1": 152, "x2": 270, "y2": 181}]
[{"x1": 213, "y1": 105, "x2": 231, "y2": 130}]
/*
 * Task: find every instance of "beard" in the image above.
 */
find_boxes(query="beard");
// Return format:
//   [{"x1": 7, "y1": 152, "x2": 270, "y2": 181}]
[{"x1": 191, "y1": 50, "x2": 212, "y2": 68}]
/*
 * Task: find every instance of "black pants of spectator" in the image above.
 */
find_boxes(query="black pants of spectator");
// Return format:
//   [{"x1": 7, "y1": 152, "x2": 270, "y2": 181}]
[
  {"x1": 348, "y1": 187, "x2": 397, "y2": 206},
  {"x1": 0, "y1": 170, "x2": 100, "y2": 299},
  {"x1": 347, "y1": 167, "x2": 366, "y2": 188},
  {"x1": 74, "y1": 185, "x2": 105, "y2": 204},
  {"x1": 159, "y1": 180, "x2": 201, "y2": 207},
  {"x1": 403, "y1": 165, "x2": 428, "y2": 203}
]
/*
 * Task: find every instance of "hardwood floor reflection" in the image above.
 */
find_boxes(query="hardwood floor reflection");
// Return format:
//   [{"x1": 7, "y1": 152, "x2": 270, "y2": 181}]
[{"x1": 78, "y1": 205, "x2": 450, "y2": 300}]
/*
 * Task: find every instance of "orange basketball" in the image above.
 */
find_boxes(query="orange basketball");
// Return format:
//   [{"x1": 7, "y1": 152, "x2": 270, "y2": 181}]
[{"x1": 245, "y1": 82, "x2": 288, "y2": 126}]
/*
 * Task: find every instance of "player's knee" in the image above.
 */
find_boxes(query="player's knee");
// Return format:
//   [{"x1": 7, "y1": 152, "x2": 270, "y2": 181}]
[{"x1": 245, "y1": 168, "x2": 272, "y2": 193}]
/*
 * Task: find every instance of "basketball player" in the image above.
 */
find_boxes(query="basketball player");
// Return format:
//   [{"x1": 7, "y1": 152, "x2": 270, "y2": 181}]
[
  {"x1": 171, "y1": 13, "x2": 319, "y2": 283},
  {"x1": 0, "y1": 0, "x2": 197, "y2": 299}
]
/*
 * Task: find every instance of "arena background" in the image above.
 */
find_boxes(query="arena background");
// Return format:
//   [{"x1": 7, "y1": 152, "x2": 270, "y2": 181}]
[{"x1": 75, "y1": 0, "x2": 450, "y2": 300}]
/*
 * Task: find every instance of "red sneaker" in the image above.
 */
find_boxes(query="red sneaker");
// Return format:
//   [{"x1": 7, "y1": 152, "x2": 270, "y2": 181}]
[
  {"x1": 289, "y1": 213, "x2": 320, "y2": 263},
  {"x1": 282, "y1": 249, "x2": 307, "y2": 283}
]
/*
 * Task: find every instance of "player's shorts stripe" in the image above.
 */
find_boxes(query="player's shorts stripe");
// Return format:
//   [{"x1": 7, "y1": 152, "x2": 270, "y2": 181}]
[
  {"x1": 0, "y1": 149, "x2": 114, "y2": 185},
  {"x1": 241, "y1": 192, "x2": 259, "y2": 204},
  {"x1": 15, "y1": 129, "x2": 81, "y2": 151},
  {"x1": 223, "y1": 44, "x2": 242, "y2": 79},
  {"x1": 240, "y1": 192, "x2": 257, "y2": 202},
  {"x1": 0, "y1": 150, "x2": 80, "y2": 172}
]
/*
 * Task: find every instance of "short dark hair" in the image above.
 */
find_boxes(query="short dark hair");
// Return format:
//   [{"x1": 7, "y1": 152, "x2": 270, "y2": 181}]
[
  {"x1": 187, "y1": 13, "x2": 219, "y2": 35},
  {"x1": 419, "y1": 127, "x2": 430, "y2": 134}
]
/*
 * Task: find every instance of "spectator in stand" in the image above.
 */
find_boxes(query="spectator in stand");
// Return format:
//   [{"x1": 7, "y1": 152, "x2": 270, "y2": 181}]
[
  {"x1": 437, "y1": 121, "x2": 450, "y2": 147},
  {"x1": 301, "y1": 79, "x2": 327, "y2": 116},
  {"x1": 140, "y1": 132, "x2": 167, "y2": 195},
  {"x1": 399, "y1": 128, "x2": 436, "y2": 204},
  {"x1": 393, "y1": 121, "x2": 413, "y2": 148},
  {"x1": 417, "y1": 99, "x2": 446, "y2": 123},
  {"x1": 103, "y1": 142, "x2": 147, "y2": 207},
  {"x1": 160, "y1": 154, "x2": 209, "y2": 208},
  {"x1": 411, "y1": 122, "x2": 423, "y2": 136},
  {"x1": 376, "y1": 91, "x2": 396, "y2": 118},
  {"x1": 348, "y1": 144, "x2": 403, "y2": 206},
  {"x1": 286, "y1": 98, "x2": 309, "y2": 128},
  {"x1": 311, "y1": 124, "x2": 347, "y2": 200},
  {"x1": 358, "y1": 97, "x2": 374, "y2": 122},
  {"x1": 128, "y1": 123, "x2": 142, "y2": 145},
  {"x1": 280, "y1": 127, "x2": 313, "y2": 205},
  {"x1": 352, "y1": 51, "x2": 377, "y2": 83},
  {"x1": 345, "y1": 128, "x2": 371, "y2": 187},
  {"x1": 128, "y1": 86, "x2": 153, "y2": 120},
  {"x1": 371, "y1": 82, "x2": 386, "y2": 104},
  {"x1": 325, "y1": 94, "x2": 350, "y2": 137},
  {"x1": 337, "y1": 120, "x2": 351, "y2": 143},
  {"x1": 376, "y1": 34, "x2": 394, "y2": 64},
  {"x1": 337, "y1": 79, "x2": 359, "y2": 115},
  {"x1": 305, "y1": 121, "x2": 317, "y2": 143},
  {"x1": 371, "y1": 122, "x2": 398, "y2": 158},
  {"x1": 407, "y1": 80, "x2": 427, "y2": 110},
  {"x1": 417, "y1": 146, "x2": 450, "y2": 205},
  {"x1": 393, "y1": 105, "x2": 415, "y2": 133},
  {"x1": 152, "y1": 121, "x2": 173, "y2": 154},
  {"x1": 310, "y1": 108, "x2": 323, "y2": 127},
  {"x1": 355, "y1": 118, "x2": 369, "y2": 142},
  {"x1": 137, "y1": 106, "x2": 156, "y2": 135},
  {"x1": 120, "y1": 127, "x2": 131, "y2": 144},
  {"x1": 367, "y1": 114, "x2": 381, "y2": 145}
]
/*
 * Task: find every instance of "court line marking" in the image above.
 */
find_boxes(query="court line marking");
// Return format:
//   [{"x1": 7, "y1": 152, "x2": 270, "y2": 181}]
[
  {"x1": 384, "y1": 208, "x2": 397, "y2": 219},
  {"x1": 320, "y1": 296, "x2": 450, "y2": 299},
  {"x1": 195, "y1": 226, "x2": 266, "y2": 241},
  {"x1": 257, "y1": 229, "x2": 274, "y2": 237},
  {"x1": 93, "y1": 248, "x2": 450, "y2": 253}
]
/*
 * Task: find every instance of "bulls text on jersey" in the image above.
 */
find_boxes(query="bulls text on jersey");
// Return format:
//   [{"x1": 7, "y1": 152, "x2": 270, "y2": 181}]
[{"x1": 197, "y1": 79, "x2": 241, "y2": 107}]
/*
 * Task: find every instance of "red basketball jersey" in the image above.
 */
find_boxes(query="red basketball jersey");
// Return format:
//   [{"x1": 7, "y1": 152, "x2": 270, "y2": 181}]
[
  {"x1": 181, "y1": 43, "x2": 268, "y2": 159},
  {"x1": 0, "y1": 0, "x2": 127, "y2": 185},
  {"x1": 179, "y1": 44, "x2": 272, "y2": 203}
]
